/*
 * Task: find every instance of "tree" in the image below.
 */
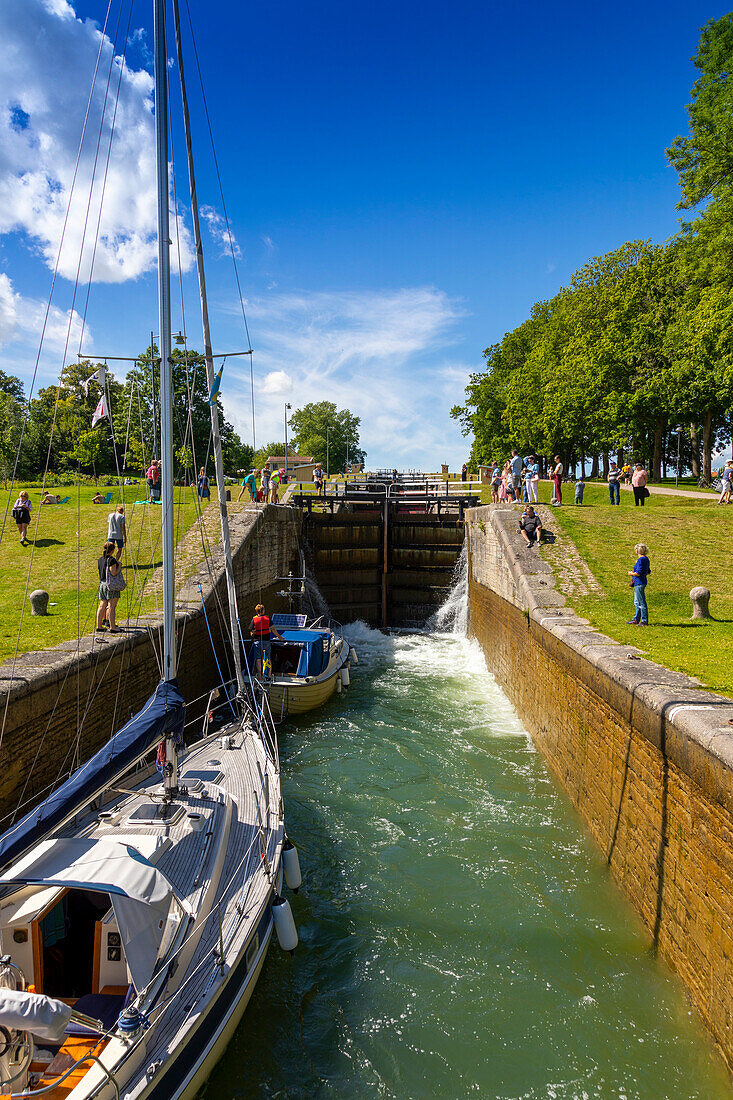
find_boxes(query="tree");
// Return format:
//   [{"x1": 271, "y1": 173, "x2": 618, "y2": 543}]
[
  {"x1": 0, "y1": 370, "x2": 25, "y2": 403},
  {"x1": 288, "y1": 401, "x2": 365, "y2": 473},
  {"x1": 0, "y1": 392, "x2": 23, "y2": 487}
]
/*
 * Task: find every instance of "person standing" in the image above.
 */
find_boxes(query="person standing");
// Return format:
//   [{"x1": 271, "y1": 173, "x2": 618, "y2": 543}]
[
  {"x1": 96, "y1": 542, "x2": 125, "y2": 633},
  {"x1": 260, "y1": 467, "x2": 270, "y2": 501},
  {"x1": 146, "y1": 459, "x2": 160, "y2": 503},
  {"x1": 12, "y1": 491, "x2": 32, "y2": 545},
  {"x1": 314, "y1": 462, "x2": 325, "y2": 497},
  {"x1": 551, "y1": 455, "x2": 563, "y2": 505},
  {"x1": 249, "y1": 603, "x2": 284, "y2": 680},
  {"x1": 608, "y1": 461, "x2": 621, "y2": 505},
  {"x1": 631, "y1": 463, "x2": 648, "y2": 506},
  {"x1": 527, "y1": 455, "x2": 540, "y2": 503},
  {"x1": 490, "y1": 462, "x2": 501, "y2": 504},
  {"x1": 574, "y1": 475, "x2": 586, "y2": 505},
  {"x1": 269, "y1": 468, "x2": 282, "y2": 503},
  {"x1": 461, "y1": 462, "x2": 468, "y2": 483},
  {"x1": 510, "y1": 449, "x2": 523, "y2": 501},
  {"x1": 107, "y1": 504, "x2": 127, "y2": 561},
  {"x1": 627, "y1": 543, "x2": 651, "y2": 625},
  {"x1": 717, "y1": 460, "x2": 733, "y2": 504},
  {"x1": 197, "y1": 467, "x2": 210, "y2": 502}
]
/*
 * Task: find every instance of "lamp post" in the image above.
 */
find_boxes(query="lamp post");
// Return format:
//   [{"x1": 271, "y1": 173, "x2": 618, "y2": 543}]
[
  {"x1": 673, "y1": 426, "x2": 684, "y2": 488},
  {"x1": 284, "y1": 402, "x2": 291, "y2": 475}
]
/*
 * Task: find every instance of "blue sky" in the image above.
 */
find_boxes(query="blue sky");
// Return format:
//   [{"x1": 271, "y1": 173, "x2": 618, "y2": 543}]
[{"x1": 0, "y1": 0, "x2": 727, "y2": 468}]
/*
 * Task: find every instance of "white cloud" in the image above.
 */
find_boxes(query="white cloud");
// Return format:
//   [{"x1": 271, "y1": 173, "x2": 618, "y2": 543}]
[
  {"x1": 260, "y1": 370, "x2": 292, "y2": 395},
  {"x1": 201, "y1": 205, "x2": 241, "y2": 259},
  {"x1": 0, "y1": 0, "x2": 193, "y2": 284},
  {"x1": 0, "y1": 273, "x2": 89, "y2": 379},
  {"x1": 219, "y1": 286, "x2": 473, "y2": 469}
]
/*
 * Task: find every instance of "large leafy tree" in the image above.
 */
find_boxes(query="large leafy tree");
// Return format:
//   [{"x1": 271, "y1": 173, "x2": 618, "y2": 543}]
[{"x1": 288, "y1": 401, "x2": 365, "y2": 472}]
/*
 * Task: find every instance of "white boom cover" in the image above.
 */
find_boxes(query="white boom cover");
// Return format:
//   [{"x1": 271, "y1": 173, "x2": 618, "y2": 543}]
[
  {"x1": 0, "y1": 989, "x2": 72, "y2": 1042},
  {"x1": 0, "y1": 838, "x2": 177, "y2": 992}
]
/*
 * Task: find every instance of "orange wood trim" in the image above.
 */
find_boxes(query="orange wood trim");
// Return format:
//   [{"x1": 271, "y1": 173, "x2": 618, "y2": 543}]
[
  {"x1": 30, "y1": 921, "x2": 43, "y2": 993},
  {"x1": 92, "y1": 922, "x2": 101, "y2": 995}
]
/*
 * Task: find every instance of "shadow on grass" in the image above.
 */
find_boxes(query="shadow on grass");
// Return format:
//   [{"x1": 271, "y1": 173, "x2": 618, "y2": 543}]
[
  {"x1": 654, "y1": 620, "x2": 733, "y2": 628},
  {"x1": 31, "y1": 538, "x2": 64, "y2": 547}
]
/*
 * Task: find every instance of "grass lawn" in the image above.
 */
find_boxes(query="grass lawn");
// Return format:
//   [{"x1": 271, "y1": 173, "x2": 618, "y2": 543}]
[
  {"x1": 535, "y1": 482, "x2": 733, "y2": 695},
  {"x1": 0, "y1": 484, "x2": 208, "y2": 663}
]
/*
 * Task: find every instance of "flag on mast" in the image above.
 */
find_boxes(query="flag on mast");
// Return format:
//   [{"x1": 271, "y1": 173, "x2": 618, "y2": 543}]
[
  {"x1": 208, "y1": 362, "x2": 224, "y2": 406},
  {"x1": 83, "y1": 363, "x2": 107, "y2": 395},
  {"x1": 92, "y1": 394, "x2": 108, "y2": 426}
]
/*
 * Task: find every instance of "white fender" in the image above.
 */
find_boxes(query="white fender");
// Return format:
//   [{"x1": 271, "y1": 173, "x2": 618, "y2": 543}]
[
  {"x1": 272, "y1": 895, "x2": 298, "y2": 953},
  {"x1": 341, "y1": 663, "x2": 350, "y2": 687},
  {"x1": 282, "y1": 840, "x2": 302, "y2": 892},
  {"x1": 336, "y1": 675, "x2": 342, "y2": 694},
  {"x1": 350, "y1": 647, "x2": 358, "y2": 665}
]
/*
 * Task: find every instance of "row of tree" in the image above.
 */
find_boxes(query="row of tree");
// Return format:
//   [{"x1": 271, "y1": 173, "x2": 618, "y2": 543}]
[
  {"x1": 452, "y1": 15, "x2": 733, "y2": 481},
  {"x1": 0, "y1": 354, "x2": 366, "y2": 485}
]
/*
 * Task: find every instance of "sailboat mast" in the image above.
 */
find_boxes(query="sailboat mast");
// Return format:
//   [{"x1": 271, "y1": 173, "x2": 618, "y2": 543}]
[
  {"x1": 154, "y1": 0, "x2": 176, "y2": 682},
  {"x1": 172, "y1": 0, "x2": 245, "y2": 696}
]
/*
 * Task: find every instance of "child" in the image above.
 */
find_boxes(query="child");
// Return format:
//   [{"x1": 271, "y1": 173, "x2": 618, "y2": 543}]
[
  {"x1": 626, "y1": 543, "x2": 651, "y2": 626},
  {"x1": 574, "y1": 476, "x2": 586, "y2": 505}
]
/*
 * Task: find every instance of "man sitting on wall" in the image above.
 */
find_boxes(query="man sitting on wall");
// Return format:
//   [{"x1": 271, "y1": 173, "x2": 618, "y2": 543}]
[{"x1": 519, "y1": 506, "x2": 543, "y2": 548}]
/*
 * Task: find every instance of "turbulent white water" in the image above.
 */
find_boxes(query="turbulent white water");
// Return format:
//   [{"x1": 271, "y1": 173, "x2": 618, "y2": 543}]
[{"x1": 431, "y1": 540, "x2": 468, "y2": 635}]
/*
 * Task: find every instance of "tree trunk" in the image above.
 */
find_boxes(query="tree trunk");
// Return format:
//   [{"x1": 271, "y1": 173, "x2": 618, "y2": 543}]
[
  {"x1": 602, "y1": 451, "x2": 609, "y2": 478},
  {"x1": 591, "y1": 454, "x2": 599, "y2": 478},
  {"x1": 617, "y1": 447, "x2": 624, "y2": 467},
  {"x1": 702, "y1": 409, "x2": 713, "y2": 482},
  {"x1": 689, "y1": 423, "x2": 700, "y2": 478},
  {"x1": 652, "y1": 418, "x2": 664, "y2": 481},
  {"x1": 580, "y1": 450, "x2": 586, "y2": 478}
]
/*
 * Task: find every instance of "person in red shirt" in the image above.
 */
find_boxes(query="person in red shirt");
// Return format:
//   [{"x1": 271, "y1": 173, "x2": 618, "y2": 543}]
[
  {"x1": 146, "y1": 459, "x2": 160, "y2": 503},
  {"x1": 248, "y1": 604, "x2": 283, "y2": 680}
]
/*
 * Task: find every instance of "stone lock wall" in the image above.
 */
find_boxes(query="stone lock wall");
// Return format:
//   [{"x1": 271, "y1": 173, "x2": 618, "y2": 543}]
[
  {"x1": 467, "y1": 504, "x2": 733, "y2": 1069},
  {"x1": 0, "y1": 505, "x2": 300, "y2": 823}
]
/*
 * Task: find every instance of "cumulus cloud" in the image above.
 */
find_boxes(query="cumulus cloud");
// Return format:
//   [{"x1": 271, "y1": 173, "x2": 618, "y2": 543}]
[
  {"x1": 0, "y1": 272, "x2": 88, "y2": 357},
  {"x1": 219, "y1": 287, "x2": 471, "y2": 468},
  {"x1": 0, "y1": 0, "x2": 193, "y2": 284},
  {"x1": 260, "y1": 370, "x2": 292, "y2": 395}
]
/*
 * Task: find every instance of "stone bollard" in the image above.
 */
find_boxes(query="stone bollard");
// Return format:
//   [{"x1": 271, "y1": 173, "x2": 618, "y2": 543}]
[
  {"x1": 690, "y1": 586, "x2": 711, "y2": 620},
  {"x1": 30, "y1": 589, "x2": 49, "y2": 616}
]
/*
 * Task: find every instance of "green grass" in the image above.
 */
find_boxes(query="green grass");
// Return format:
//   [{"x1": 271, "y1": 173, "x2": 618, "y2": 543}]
[
  {"x1": 0, "y1": 484, "x2": 206, "y2": 663},
  {"x1": 538, "y1": 482, "x2": 733, "y2": 695}
]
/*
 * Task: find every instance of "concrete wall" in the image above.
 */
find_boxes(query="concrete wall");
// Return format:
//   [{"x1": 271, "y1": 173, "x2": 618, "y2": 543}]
[
  {"x1": 467, "y1": 504, "x2": 733, "y2": 1069},
  {"x1": 0, "y1": 505, "x2": 300, "y2": 824}
]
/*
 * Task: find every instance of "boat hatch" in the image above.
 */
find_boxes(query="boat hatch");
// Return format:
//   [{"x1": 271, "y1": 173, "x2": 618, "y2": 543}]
[
  {"x1": 127, "y1": 803, "x2": 185, "y2": 827},
  {"x1": 0, "y1": 838, "x2": 181, "y2": 993},
  {"x1": 182, "y1": 769, "x2": 224, "y2": 785}
]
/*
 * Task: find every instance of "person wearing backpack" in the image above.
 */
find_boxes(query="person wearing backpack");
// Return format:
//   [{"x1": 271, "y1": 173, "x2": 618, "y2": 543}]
[{"x1": 12, "y1": 491, "x2": 32, "y2": 545}]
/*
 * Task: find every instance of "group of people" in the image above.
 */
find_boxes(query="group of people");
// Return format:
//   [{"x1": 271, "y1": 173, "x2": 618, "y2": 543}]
[
  {"x1": 235, "y1": 467, "x2": 283, "y2": 504},
  {"x1": 607, "y1": 462, "x2": 649, "y2": 506},
  {"x1": 488, "y1": 452, "x2": 565, "y2": 506}
]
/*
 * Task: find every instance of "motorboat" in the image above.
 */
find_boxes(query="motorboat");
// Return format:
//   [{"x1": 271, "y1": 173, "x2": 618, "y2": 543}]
[{"x1": 261, "y1": 613, "x2": 356, "y2": 719}]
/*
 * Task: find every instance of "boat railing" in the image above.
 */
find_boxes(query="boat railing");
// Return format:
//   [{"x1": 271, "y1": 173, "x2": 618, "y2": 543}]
[{"x1": 8, "y1": 1052, "x2": 120, "y2": 1099}]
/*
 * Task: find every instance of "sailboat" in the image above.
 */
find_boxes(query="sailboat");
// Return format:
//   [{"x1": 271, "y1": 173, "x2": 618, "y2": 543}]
[{"x1": 0, "y1": 2, "x2": 299, "y2": 1097}]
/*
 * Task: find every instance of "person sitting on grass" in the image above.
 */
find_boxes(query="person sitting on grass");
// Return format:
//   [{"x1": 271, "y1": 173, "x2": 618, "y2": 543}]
[
  {"x1": 92, "y1": 491, "x2": 105, "y2": 504},
  {"x1": 519, "y1": 505, "x2": 543, "y2": 547},
  {"x1": 40, "y1": 491, "x2": 60, "y2": 504}
]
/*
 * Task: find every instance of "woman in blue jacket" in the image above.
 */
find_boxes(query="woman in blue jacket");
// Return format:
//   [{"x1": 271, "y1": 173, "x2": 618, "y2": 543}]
[{"x1": 627, "y1": 542, "x2": 651, "y2": 625}]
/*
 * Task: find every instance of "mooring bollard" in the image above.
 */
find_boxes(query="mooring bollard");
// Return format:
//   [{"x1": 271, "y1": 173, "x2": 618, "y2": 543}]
[
  {"x1": 690, "y1": 586, "x2": 711, "y2": 620},
  {"x1": 30, "y1": 589, "x2": 49, "y2": 616}
]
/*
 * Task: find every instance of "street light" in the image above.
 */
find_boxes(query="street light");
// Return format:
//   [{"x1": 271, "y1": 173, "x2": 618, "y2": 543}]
[
  {"x1": 673, "y1": 426, "x2": 684, "y2": 488},
  {"x1": 284, "y1": 402, "x2": 291, "y2": 475}
]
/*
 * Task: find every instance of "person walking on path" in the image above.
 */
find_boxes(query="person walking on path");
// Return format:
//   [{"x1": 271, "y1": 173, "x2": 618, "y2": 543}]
[
  {"x1": 146, "y1": 459, "x2": 160, "y2": 502},
  {"x1": 631, "y1": 463, "x2": 648, "y2": 506},
  {"x1": 519, "y1": 505, "x2": 543, "y2": 547},
  {"x1": 107, "y1": 504, "x2": 127, "y2": 561},
  {"x1": 249, "y1": 603, "x2": 284, "y2": 680},
  {"x1": 627, "y1": 543, "x2": 651, "y2": 625},
  {"x1": 718, "y1": 460, "x2": 733, "y2": 504},
  {"x1": 197, "y1": 467, "x2": 210, "y2": 502},
  {"x1": 12, "y1": 491, "x2": 32, "y2": 545},
  {"x1": 238, "y1": 469, "x2": 258, "y2": 503},
  {"x1": 608, "y1": 462, "x2": 621, "y2": 505},
  {"x1": 96, "y1": 541, "x2": 124, "y2": 633},
  {"x1": 550, "y1": 455, "x2": 563, "y2": 505}
]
